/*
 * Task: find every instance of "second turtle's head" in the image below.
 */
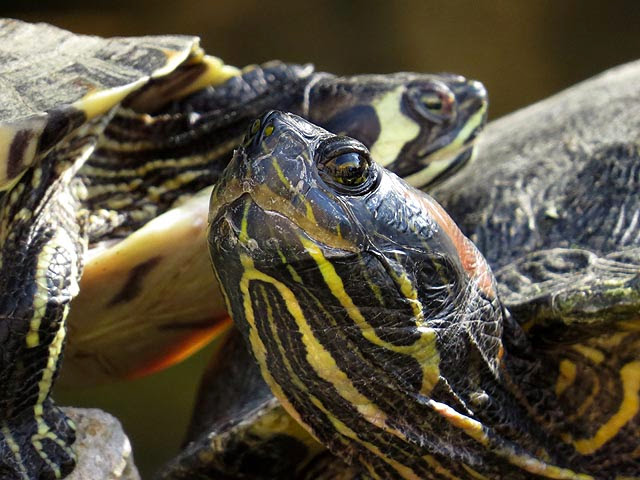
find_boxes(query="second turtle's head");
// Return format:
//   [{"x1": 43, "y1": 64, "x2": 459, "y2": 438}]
[{"x1": 306, "y1": 72, "x2": 487, "y2": 188}]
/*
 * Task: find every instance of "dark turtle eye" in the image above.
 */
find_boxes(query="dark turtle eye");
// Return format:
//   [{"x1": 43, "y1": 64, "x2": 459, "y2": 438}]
[
  {"x1": 322, "y1": 152, "x2": 369, "y2": 186},
  {"x1": 317, "y1": 137, "x2": 378, "y2": 194},
  {"x1": 421, "y1": 92, "x2": 444, "y2": 113},
  {"x1": 405, "y1": 83, "x2": 456, "y2": 123}
]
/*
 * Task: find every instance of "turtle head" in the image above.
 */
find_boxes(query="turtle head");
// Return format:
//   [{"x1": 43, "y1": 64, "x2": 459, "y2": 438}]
[
  {"x1": 305, "y1": 72, "x2": 488, "y2": 188},
  {"x1": 209, "y1": 111, "x2": 515, "y2": 475},
  {"x1": 209, "y1": 110, "x2": 497, "y2": 314}
]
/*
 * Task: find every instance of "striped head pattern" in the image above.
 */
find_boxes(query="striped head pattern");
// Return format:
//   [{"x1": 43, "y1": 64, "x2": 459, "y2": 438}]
[{"x1": 206, "y1": 111, "x2": 571, "y2": 478}]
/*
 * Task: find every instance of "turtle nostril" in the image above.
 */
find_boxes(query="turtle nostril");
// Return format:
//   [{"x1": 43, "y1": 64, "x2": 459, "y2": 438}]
[{"x1": 243, "y1": 110, "x2": 281, "y2": 149}]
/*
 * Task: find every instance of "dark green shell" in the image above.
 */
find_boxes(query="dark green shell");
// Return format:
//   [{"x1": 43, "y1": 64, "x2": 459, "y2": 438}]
[{"x1": 0, "y1": 18, "x2": 201, "y2": 189}]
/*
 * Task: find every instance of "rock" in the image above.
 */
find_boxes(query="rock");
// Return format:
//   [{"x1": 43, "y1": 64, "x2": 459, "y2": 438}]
[{"x1": 63, "y1": 408, "x2": 140, "y2": 480}]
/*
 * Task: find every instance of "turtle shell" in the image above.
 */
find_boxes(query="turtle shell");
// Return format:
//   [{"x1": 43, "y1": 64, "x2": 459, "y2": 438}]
[{"x1": 0, "y1": 19, "x2": 210, "y2": 188}]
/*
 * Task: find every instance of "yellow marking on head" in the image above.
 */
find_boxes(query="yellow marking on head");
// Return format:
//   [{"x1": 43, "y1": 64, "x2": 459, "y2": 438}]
[
  {"x1": 370, "y1": 87, "x2": 420, "y2": 167},
  {"x1": 270, "y1": 157, "x2": 316, "y2": 223},
  {"x1": 422, "y1": 455, "x2": 462, "y2": 479},
  {"x1": 460, "y1": 464, "x2": 492, "y2": 480},
  {"x1": 236, "y1": 256, "x2": 316, "y2": 439},
  {"x1": 358, "y1": 253, "x2": 385, "y2": 305},
  {"x1": 387, "y1": 264, "x2": 424, "y2": 322},
  {"x1": 299, "y1": 236, "x2": 440, "y2": 396},
  {"x1": 335, "y1": 222, "x2": 343, "y2": 240},
  {"x1": 271, "y1": 156, "x2": 292, "y2": 188},
  {"x1": 405, "y1": 145, "x2": 476, "y2": 189},
  {"x1": 404, "y1": 104, "x2": 486, "y2": 188},
  {"x1": 238, "y1": 199, "x2": 252, "y2": 245},
  {"x1": 571, "y1": 344, "x2": 605, "y2": 364},
  {"x1": 555, "y1": 359, "x2": 577, "y2": 396},
  {"x1": 276, "y1": 248, "x2": 304, "y2": 284},
  {"x1": 238, "y1": 254, "x2": 406, "y2": 439},
  {"x1": 573, "y1": 361, "x2": 640, "y2": 455}
]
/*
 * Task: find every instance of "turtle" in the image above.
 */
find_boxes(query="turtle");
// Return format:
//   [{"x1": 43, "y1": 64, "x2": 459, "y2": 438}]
[
  {"x1": 205, "y1": 92, "x2": 640, "y2": 480},
  {"x1": 0, "y1": 18, "x2": 488, "y2": 479},
  {"x1": 51, "y1": 33, "x2": 489, "y2": 386}
]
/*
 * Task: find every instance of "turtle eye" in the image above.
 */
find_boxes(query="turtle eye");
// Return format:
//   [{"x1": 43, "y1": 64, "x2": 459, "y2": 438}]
[
  {"x1": 421, "y1": 92, "x2": 444, "y2": 113},
  {"x1": 321, "y1": 152, "x2": 370, "y2": 186},
  {"x1": 317, "y1": 137, "x2": 378, "y2": 194},
  {"x1": 406, "y1": 83, "x2": 456, "y2": 123}
]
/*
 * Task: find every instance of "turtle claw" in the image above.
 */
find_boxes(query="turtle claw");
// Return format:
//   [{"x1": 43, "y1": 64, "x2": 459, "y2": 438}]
[{"x1": 0, "y1": 400, "x2": 76, "y2": 480}]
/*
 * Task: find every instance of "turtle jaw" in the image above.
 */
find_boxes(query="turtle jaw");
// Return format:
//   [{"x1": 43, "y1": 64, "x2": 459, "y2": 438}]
[{"x1": 402, "y1": 86, "x2": 487, "y2": 189}]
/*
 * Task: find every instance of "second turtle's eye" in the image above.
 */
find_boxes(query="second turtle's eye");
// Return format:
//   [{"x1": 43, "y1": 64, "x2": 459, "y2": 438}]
[
  {"x1": 421, "y1": 92, "x2": 444, "y2": 113},
  {"x1": 405, "y1": 83, "x2": 456, "y2": 123},
  {"x1": 317, "y1": 137, "x2": 378, "y2": 194}
]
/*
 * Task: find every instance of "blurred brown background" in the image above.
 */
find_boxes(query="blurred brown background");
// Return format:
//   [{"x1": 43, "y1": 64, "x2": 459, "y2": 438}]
[{"x1": 2, "y1": 0, "x2": 640, "y2": 477}]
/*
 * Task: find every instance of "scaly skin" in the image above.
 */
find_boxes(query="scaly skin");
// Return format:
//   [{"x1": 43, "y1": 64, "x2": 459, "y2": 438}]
[{"x1": 208, "y1": 111, "x2": 638, "y2": 479}]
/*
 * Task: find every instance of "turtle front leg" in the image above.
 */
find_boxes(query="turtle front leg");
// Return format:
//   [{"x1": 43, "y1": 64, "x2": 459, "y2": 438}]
[
  {"x1": 0, "y1": 140, "x2": 95, "y2": 479},
  {"x1": 0, "y1": 227, "x2": 82, "y2": 479}
]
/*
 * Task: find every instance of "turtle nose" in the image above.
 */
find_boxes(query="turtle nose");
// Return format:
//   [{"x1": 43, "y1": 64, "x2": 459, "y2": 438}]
[
  {"x1": 242, "y1": 110, "x2": 282, "y2": 152},
  {"x1": 469, "y1": 80, "x2": 487, "y2": 100},
  {"x1": 469, "y1": 80, "x2": 489, "y2": 106},
  {"x1": 466, "y1": 79, "x2": 488, "y2": 111}
]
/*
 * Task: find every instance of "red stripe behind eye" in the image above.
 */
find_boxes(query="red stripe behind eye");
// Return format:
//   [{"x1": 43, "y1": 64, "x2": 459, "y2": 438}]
[{"x1": 415, "y1": 193, "x2": 496, "y2": 299}]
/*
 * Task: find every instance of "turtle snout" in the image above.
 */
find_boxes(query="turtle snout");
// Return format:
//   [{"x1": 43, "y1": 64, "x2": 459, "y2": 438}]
[
  {"x1": 241, "y1": 110, "x2": 283, "y2": 154},
  {"x1": 462, "y1": 79, "x2": 488, "y2": 117}
]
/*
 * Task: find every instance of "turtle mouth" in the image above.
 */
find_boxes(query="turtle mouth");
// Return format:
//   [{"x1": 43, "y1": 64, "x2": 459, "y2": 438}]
[
  {"x1": 423, "y1": 145, "x2": 475, "y2": 186},
  {"x1": 402, "y1": 97, "x2": 486, "y2": 189},
  {"x1": 417, "y1": 97, "x2": 486, "y2": 160},
  {"x1": 210, "y1": 189, "x2": 358, "y2": 256}
]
